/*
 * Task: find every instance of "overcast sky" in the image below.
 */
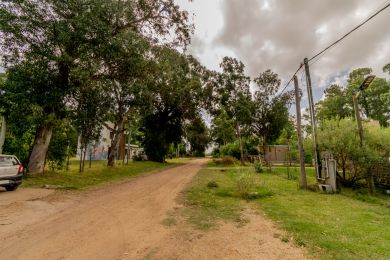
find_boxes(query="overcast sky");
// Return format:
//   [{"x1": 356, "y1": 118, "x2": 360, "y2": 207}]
[{"x1": 176, "y1": 0, "x2": 390, "y2": 104}]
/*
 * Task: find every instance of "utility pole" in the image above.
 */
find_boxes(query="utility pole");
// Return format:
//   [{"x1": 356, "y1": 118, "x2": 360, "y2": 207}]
[
  {"x1": 294, "y1": 75, "x2": 307, "y2": 189},
  {"x1": 304, "y1": 58, "x2": 322, "y2": 180}
]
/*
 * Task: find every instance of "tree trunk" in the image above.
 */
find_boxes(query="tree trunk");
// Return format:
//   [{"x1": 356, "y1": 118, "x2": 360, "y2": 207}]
[
  {"x1": 82, "y1": 146, "x2": 87, "y2": 172},
  {"x1": 107, "y1": 119, "x2": 125, "y2": 167},
  {"x1": 66, "y1": 143, "x2": 70, "y2": 171},
  {"x1": 89, "y1": 148, "x2": 92, "y2": 168},
  {"x1": 27, "y1": 126, "x2": 53, "y2": 175},
  {"x1": 367, "y1": 169, "x2": 376, "y2": 195},
  {"x1": 107, "y1": 134, "x2": 120, "y2": 167},
  {"x1": 79, "y1": 146, "x2": 84, "y2": 173},
  {"x1": 236, "y1": 122, "x2": 244, "y2": 164}
]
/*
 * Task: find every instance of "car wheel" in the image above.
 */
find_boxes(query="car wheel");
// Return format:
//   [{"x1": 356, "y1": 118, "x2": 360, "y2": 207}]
[{"x1": 5, "y1": 185, "x2": 18, "y2": 191}]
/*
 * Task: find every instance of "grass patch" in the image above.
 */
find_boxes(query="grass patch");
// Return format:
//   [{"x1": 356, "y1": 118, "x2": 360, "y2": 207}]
[
  {"x1": 258, "y1": 170, "x2": 390, "y2": 259},
  {"x1": 181, "y1": 165, "x2": 390, "y2": 259},
  {"x1": 22, "y1": 159, "x2": 184, "y2": 190},
  {"x1": 161, "y1": 217, "x2": 177, "y2": 227},
  {"x1": 179, "y1": 167, "x2": 273, "y2": 230}
]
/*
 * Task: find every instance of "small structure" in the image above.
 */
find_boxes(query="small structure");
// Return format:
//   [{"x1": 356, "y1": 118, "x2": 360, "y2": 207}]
[
  {"x1": 318, "y1": 152, "x2": 337, "y2": 193},
  {"x1": 263, "y1": 145, "x2": 290, "y2": 164},
  {"x1": 0, "y1": 117, "x2": 5, "y2": 154}
]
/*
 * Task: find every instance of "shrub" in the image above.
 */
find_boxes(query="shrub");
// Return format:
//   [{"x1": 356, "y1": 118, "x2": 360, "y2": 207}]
[
  {"x1": 219, "y1": 143, "x2": 241, "y2": 160},
  {"x1": 213, "y1": 156, "x2": 238, "y2": 166},
  {"x1": 207, "y1": 181, "x2": 219, "y2": 188},
  {"x1": 236, "y1": 173, "x2": 256, "y2": 199},
  {"x1": 254, "y1": 162, "x2": 263, "y2": 173}
]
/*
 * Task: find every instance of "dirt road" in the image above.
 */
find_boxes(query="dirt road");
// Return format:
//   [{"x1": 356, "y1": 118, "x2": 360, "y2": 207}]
[{"x1": 0, "y1": 159, "x2": 308, "y2": 260}]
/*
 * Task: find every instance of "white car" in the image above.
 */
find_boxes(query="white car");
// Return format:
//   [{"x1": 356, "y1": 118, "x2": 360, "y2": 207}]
[{"x1": 0, "y1": 155, "x2": 23, "y2": 191}]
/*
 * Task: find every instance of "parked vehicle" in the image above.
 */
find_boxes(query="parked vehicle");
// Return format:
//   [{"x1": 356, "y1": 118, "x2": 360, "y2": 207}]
[{"x1": 0, "y1": 155, "x2": 23, "y2": 191}]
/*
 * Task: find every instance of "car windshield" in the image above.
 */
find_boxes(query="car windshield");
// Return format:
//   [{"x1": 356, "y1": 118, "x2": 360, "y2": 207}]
[{"x1": 0, "y1": 156, "x2": 18, "y2": 166}]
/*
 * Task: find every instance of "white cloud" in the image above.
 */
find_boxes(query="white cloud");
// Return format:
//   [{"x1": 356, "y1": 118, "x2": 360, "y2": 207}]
[{"x1": 177, "y1": 0, "x2": 390, "y2": 108}]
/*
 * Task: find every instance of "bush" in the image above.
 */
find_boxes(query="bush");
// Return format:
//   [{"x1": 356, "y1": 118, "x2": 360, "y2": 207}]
[
  {"x1": 213, "y1": 156, "x2": 238, "y2": 165},
  {"x1": 207, "y1": 181, "x2": 219, "y2": 188},
  {"x1": 236, "y1": 173, "x2": 256, "y2": 199},
  {"x1": 219, "y1": 143, "x2": 241, "y2": 160},
  {"x1": 254, "y1": 162, "x2": 263, "y2": 173}
]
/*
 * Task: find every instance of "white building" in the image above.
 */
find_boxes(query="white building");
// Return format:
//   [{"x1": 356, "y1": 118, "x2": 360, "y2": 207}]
[{"x1": 77, "y1": 124, "x2": 144, "y2": 161}]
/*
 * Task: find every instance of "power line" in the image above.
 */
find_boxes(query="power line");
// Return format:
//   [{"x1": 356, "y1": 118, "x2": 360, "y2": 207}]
[
  {"x1": 279, "y1": 0, "x2": 390, "y2": 97},
  {"x1": 308, "y1": 1, "x2": 390, "y2": 62},
  {"x1": 278, "y1": 64, "x2": 303, "y2": 96}
]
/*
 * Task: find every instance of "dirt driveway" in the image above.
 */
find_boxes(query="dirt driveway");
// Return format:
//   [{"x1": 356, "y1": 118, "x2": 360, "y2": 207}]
[{"x1": 0, "y1": 159, "x2": 308, "y2": 260}]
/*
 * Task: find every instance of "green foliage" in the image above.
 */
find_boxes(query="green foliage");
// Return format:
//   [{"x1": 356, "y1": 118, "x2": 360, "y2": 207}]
[
  {"x1": 253, "y1": 70, "x2": 292, "y2": 145},
  {"x1": 317, "y1": 118, "x2": 363, "y2": 183},
  {"x1": 236, "y1": 172, "x2": 257, "y2": 199},
  {"x1": 316, "y1": 84, "x2": 352, "y2": 121},
  {"x1": 212, "y1": 156, "x2": 238, "y2": 166},
  {"x1": 216, "y1": 57, "x2": 253, "y2": 161},
  {"x1": 207, "y1": 180, "x2": 219, "y2": 188},
  {"x1": 47, "y1": 120, "x2": 78, "y2": 171},
  {"x1": 186, "y1": 116, "x2": 210, "y2": 157},
  {"x1": 2, "y1": 126, "x2": 34, "y2": 166},
  {"x1": 316, "y1": 117, "x2": 390, "y2": 185},
  {"x1": 143, "y1": 111, "x2": 183, "y2": 163},
  {"x1": 254, "y1": 162, "x2": 264, "y2": 173},
  {"x1": 141, "y1": 47, "x2": 204, "y2": 162},
  {"x1": 0, "y1": 0, "x2": 193, "y2": 170},
  {"x1": 219, "y1": 142, "x2": 241, "y2": 159},
  {"x1": 219, "y1": 139, "x2": 260, "y2": 160},
  {"x1": 365, "y1": 123, "x2": 390, "y2": 158},
  {"x1": 211, "y1": 109, "x2": 236, "y2": 146},
  {"x1": 384, "y1": 63, "x2": 390, "y2": 74},
  {"x1": 316, "y1": 66, "x2": 390, "y2": 127}
]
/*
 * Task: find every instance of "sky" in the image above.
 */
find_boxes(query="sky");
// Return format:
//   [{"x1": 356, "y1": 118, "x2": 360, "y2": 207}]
[{"x1": 176, "y1": 0, "x2": 390, "y2": 106}]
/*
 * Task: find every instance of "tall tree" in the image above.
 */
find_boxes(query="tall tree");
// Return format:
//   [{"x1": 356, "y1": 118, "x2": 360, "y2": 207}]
[
  {"x1": 141, "y1": 47, "x2": 203, "y2": 162},
  {"x1": 252, "y1": 70, "x2": 292, "y2": 157},
  {"x1": 0, "y1": 0, "x2": 193, "y2": 172},
  {"x1": 316, "y1": 84, "x2": 352, "y2": 122},
  {"x1": 186, "y1": 116, "x2": 210, "y2": 157},
  {"x1": 218, "y1": 57, "x2": 252, "y2": 163},
  {"x1": 72, "y1": 84, "x2": 106, "y2": 172},
  {"x1": 211, "y1": 109, "x2": 236, "y2": 146}
]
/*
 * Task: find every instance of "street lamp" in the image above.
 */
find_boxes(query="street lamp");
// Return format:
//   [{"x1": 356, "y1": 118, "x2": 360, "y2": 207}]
[{"x1": 352, "y1": 75, "x2": 375, "y2": 194}]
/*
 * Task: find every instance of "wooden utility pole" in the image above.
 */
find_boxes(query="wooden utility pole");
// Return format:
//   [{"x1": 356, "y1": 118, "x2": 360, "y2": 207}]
[
  {"x1": 303, "y1": 58, "x2": 322, "y2": 180},
  {"x1": 294, "y1": 75, "x2": 307, "y2": 189},
  {"x1": 352, "y1": 94, "x2": 365, "y2": 146}
]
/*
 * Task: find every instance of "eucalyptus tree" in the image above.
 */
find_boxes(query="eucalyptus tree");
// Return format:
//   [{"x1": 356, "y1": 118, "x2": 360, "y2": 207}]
[
  {"x1": 72, "y1": 84, "x2": 106, "y2": 172},
  {"x1": 211, "y1": 109, "x2": 236, "y2": 146},
  {"x1": 141, "y1": 47, "x2": 203, "y2": 162},
  {"x1": 185, "y1": 116, "x2": 210, "y2": 157},
  {"x1": 252, "y1": 70, "x2": 292, "y2": 155},
  {"x1": 316, "y1": 84, "x2": 352, "y2": 122},
  {"x1": 0, "y1": 0, "x2": 193, "y2": 172},
  {"x1": 217, "y1": 57, "x2": 253, "y2": 163}
]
